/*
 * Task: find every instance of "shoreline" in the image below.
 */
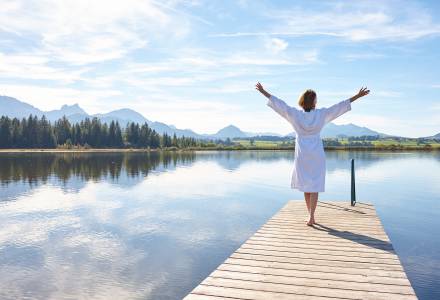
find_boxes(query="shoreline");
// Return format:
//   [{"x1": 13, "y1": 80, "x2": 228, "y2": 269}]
[{"x1": 0, "y1": 146, "x2": 438, "y2": 153}]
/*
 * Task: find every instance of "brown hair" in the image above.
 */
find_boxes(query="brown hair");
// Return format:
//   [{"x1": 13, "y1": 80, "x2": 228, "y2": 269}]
[{"x1": 298, "y1": 89, "x2": 316, "y2": 112}]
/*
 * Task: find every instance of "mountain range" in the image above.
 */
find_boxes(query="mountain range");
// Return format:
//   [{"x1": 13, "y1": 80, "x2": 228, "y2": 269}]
[{"x1": 0, "y1": 95, "x2": 409, "y2": 139}]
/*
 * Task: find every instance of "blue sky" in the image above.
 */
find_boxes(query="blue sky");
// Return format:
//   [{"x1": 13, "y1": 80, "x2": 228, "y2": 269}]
[{"x1": 0, "y1": 0, "x2": 439, "y2": 137}]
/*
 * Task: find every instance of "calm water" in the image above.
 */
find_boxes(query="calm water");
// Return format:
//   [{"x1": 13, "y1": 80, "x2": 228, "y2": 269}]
[{"x1": 0, "y1": 151, "x2": 439, "y2": 299}]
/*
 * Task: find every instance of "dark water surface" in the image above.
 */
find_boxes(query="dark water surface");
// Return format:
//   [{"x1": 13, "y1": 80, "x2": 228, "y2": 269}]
[{"x1": 0, "y1": 151, "x2": 439, "y2": 299}]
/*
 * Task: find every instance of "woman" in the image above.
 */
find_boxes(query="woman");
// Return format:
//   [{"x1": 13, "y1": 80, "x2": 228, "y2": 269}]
[{"x1": 256, "y1": 82, "x2": 370, "y2": 226}]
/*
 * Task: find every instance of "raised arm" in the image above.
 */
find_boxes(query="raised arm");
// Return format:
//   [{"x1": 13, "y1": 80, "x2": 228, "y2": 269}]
[
  {"x1": 324, "y1": 86, "x2": 370, "y2": 123},
  {"x1": 256, "y1": 82, "x2": 296, "y2": 124}
]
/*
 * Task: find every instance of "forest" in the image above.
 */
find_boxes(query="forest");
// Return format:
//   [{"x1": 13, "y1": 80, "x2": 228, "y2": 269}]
[{"x1": 0, "y1": 115, "x2": 200, "y2": 149}]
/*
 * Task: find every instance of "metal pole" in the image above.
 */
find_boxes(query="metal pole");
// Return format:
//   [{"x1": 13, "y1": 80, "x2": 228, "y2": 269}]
[{"x1": 351, "y1": 158, "x2": 356, "y2": 206}]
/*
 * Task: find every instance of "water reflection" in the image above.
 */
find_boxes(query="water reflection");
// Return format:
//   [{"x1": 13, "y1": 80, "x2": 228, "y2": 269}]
[
  {"x1": 0, "y1": 151, "x2": 439, "y2": 299},
  {"x1": 0, "y1": 152, "x2": 196, "y2": 185}
]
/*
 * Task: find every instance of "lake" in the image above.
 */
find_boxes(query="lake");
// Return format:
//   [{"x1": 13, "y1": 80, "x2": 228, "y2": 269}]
[{"x1": 0, "y1": 151, "x2": 439, "y2": 299}]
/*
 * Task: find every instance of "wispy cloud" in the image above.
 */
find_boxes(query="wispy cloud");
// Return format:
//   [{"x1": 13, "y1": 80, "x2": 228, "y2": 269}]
[
  {"x1": 0, "y1": 52, "x2": 90, "y2": 83},
  {"x1": 342, "y1": 53, "x2": 387, "y2": 61},
  {"x1": 213, "y1": 1, "x2": 440, "y2": 42},
  {"x1": 0, "y1": 0, "x2": 189, "y2": 65}
]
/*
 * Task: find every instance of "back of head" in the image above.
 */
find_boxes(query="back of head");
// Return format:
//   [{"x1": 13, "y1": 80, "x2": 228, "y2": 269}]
[{"x1": 298, "y1": 89, "x2": 316, "y2": 112}]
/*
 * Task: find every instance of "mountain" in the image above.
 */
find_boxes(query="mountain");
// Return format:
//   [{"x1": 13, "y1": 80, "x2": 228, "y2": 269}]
[
  {"x1": 65, "y1": 113, "x2": 90, "y2": 124},
  {"x1": 286, "y1": 123, "x2": 385, "y2": 138},
  {"x1": 46, "y1": 104, "x2": 87, "y2": 121},
  {"x1": 0, "y1": 95, "x2": 202, "y2": 138},
  {"x1": 425, "y1": 132, "x2": 440, "y2": 139},
  {"x1": 211, "y1": 125, "x2": 248, "y2": 139},
  {"x1": 0, "y1": 96, "x2": 87, "y2": 122},
  {"x1": 149, "y1": 121, "x2": 200, "y2": 137},
  {"x1": 321, "y1": 123, "x2": 386, "y2": 138},
  {"x1": 0, "y1": 96, "x2": 42, "y2": 118},
  {"x1": 93, "y1": 108, "x2": 149, "y2": 125},
  {"x1": 0, "y1": 95, "x2": 397, "y2": 139}
]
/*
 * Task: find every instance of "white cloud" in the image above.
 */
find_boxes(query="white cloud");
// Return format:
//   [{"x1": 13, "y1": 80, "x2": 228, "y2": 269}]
[
  {"x1": 0, "y1": 0, "x2": 189, "y2": 65},
  {"x1": 214, "y1": 1, "x2": 440, "y2": 42},
  {"x1": 225, "y1": 49, "x2": 318, "y2": 66},
  {"x1": 342, "y1": 53, "x2": 386, "y2": 61},
  {"x1": 265, "y1": 37, "x2": 288, "y2": 53},
  {"x1": 0, "y1": 52, "x2": 90, "y2": 83}
]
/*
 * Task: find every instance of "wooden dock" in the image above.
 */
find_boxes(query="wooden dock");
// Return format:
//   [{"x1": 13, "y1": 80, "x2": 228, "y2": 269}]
[{"x1": 184, "y1": 201, "x2": 417, "y2": 300}]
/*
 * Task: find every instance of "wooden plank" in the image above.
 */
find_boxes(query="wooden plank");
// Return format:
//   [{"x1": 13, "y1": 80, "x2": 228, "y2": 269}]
[
  {"x1": 230, "y1": 252, "x2": 405, "y2": 271},
  {"x1": 224, "y1": 257, "x2": 407, "y2": 277},
  {"x1": 244, "y1": 238, "x2": 396, "y2": 253},
  {"x1": 183, "y1": 201, "x2": 418, "y2": 299},
  {"x1": 209, "y1": 269, "x2": 415, "y2": 294},
  {"x1": 217, "y1": 263, "x2": 411, "y2": 286}
]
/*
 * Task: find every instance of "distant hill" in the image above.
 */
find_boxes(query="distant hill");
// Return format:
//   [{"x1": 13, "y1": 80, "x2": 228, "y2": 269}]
[
  {"x1": 424, "y1": 132, "x2": 440, "y2": 139},
  {"x1": 46, "y1": 104, "x2": 87, "y2": 121},
  {"x1": 93, "y1": 108, "x2": 149, "y2": 125},
  {"x1": 286, "y1": 122, "x2": 386, "y2": 138},
  {"x1": 0, "y1": 96, "x2": 42, "y2": 118},
  {"x1": 321, "y1": 123, "x2": 386, "y2": 138},
  {"x1": 209, "y1": 125, "x2": 248, "y2": 139},
  {"x1": 0, "y1": 95, "x2": 402, "y2": 139}
]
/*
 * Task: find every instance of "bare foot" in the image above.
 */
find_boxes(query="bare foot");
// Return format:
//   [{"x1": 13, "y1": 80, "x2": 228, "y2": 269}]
[{"x1": 306, "y1": 217, "x2": 316, "y2": 226}]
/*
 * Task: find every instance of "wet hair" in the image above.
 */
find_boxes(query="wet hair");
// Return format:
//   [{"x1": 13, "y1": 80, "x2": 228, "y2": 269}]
[{"x1": 298, "y1": 89, "x2": 316, "y2": 112}]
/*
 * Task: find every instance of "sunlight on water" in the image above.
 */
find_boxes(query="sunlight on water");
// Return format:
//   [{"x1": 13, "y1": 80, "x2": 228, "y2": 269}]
[{"x1": 0, "y1": 151, "x2": 439, "y2": 299}]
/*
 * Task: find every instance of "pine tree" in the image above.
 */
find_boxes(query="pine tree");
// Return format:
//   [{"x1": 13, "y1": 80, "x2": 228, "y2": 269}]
[
  {"x1": 54, "y1": 116, "x2": 71, "y2": 145},
  {"x1": 115, "y1": 122, "x2": 123, "y2": 147},
  {"x1": 0, "y1": 116, "x2": 12, "y2": 148}
]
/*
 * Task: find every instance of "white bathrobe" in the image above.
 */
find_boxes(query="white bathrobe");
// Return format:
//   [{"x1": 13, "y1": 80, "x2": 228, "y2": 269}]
[{"x1": 267, "y1": 95, "x2": 352, "y2": 192}]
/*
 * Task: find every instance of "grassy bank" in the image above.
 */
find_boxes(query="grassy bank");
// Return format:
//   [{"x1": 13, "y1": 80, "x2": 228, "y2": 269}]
[{"x1": 0, "y1": 144, "x2": 439, "y2": 153}]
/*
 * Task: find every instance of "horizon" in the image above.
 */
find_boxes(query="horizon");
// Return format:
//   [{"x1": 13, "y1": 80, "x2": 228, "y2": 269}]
[
  {"x1": 0, "y1": 94, "x2": 399, "y2": 137},
  {"x1": 1, "y1": 1, "x2": 440, "y2": 137}
]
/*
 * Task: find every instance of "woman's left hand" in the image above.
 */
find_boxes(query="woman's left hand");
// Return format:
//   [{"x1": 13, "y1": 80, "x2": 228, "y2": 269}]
[
  {"x1": 350, "y1": 86, "x2": 370, "y2": 102},
  {"x1": 357, "y1": 87, "x2": 370, "y2": 98},
  {"x1": 256, "y1": 82, "x2": 271, "y2": 98}
]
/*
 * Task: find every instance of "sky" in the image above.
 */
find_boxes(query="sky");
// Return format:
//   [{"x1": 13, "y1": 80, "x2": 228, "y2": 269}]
[{"x1": 0, "y1": 0, "x2": 439, "y2": 137}]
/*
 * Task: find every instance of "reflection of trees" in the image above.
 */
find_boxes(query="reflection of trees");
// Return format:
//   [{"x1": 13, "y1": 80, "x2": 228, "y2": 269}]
[{"x1": 0, "y1": 152, "x2": 196, "y2": 185}]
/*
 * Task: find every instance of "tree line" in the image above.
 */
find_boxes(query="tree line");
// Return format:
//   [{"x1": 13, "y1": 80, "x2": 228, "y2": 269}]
[{"x1": 0, "y1": 115, "x2": 200, "y2": 149}]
